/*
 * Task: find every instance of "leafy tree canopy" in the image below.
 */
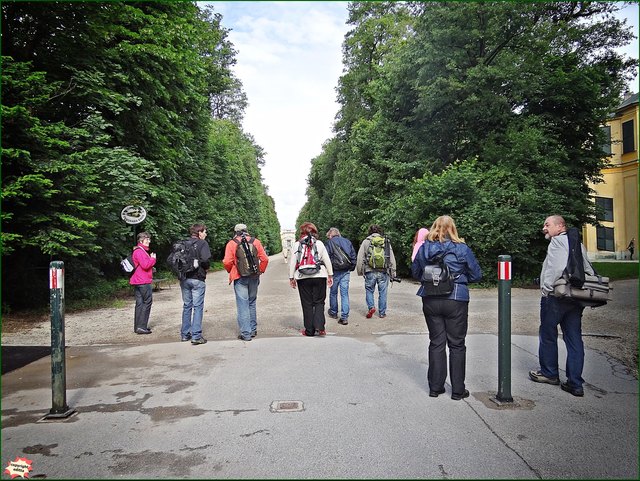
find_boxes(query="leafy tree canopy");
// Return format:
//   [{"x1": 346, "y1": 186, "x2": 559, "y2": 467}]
[
  {"x1": 301, "y1": 1, "x2": 637, "y2": 279},
  {"x1": 1, "y1": 2, "x2": 281, "y2": 308}
]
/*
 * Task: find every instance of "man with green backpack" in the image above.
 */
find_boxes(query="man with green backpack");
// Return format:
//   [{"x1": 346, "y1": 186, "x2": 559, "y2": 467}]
[{"x1": 356, "y1": 224, "x2": 397, "y2": 319}]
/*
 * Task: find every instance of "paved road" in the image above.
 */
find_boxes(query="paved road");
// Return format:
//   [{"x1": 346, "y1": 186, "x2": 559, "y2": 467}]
[{"x1": 1, "y1": 255, "x2": 638, "y2": 479}]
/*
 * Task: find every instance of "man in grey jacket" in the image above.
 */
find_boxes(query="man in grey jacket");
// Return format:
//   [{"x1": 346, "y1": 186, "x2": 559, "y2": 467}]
[{"x1": 529, "y1": 215, "x2": 594, "y2": 397}]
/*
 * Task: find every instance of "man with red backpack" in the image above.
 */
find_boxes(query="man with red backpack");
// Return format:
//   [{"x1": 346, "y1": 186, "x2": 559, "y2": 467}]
[{"x1": 223, "y1": 223, "x2": 269, "y2": 341}]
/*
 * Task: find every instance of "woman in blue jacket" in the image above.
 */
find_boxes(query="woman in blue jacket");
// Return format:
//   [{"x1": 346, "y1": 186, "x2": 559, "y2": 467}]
[{"x1": 411, "y1": 215, "x2": 482, "y2": 400}]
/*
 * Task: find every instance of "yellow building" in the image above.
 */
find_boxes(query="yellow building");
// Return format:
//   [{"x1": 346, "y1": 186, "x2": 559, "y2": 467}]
[{"x1": 583, "y1": 92, "x2": 638, "y2": 260}]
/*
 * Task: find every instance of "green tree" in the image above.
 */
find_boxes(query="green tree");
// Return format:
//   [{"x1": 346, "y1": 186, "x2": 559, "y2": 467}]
[
  {"x1": 303, "y1": 1, "x2": 637, "y2": 278},
  {"x1": 1, "y1": 2, "x2": 280, "y2": 308}
]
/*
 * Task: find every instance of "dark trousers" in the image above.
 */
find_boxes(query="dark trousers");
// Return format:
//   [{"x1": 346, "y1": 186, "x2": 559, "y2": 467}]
[
  {"x1": 539, "y1": 296, "x2": 585, "y2": 388},
  {"x1": 134, "y1": 283, "x2": 153, "y2": 331},
  {"x1": 297, "y1": 277, "x2": 327, "y2": 335},
  {"x1": 422, "y1": 297, "x2": 469, "y2": 395}
]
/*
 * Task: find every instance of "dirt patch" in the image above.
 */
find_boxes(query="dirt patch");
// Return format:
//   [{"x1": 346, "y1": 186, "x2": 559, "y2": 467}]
[{"x1": 2, "y1": 311, "x2": 49, "y2": 334}]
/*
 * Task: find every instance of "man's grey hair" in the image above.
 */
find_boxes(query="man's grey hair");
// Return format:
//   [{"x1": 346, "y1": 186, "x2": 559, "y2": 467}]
[
  {"x1": 326, "y1": 227, "x2": 341, "y2": 237},
  {"x1": 549, "y1": 215, "x2": 566, "y2": 227}
]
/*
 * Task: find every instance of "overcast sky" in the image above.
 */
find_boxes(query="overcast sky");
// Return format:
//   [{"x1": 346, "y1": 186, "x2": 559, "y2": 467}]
[{"x1": 209, "y1": 1, "x2": 639, "y2": 232}]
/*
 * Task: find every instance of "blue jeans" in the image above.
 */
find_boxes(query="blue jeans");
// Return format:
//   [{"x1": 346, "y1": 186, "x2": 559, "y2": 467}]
[
  {"x1": 539, "y1": 296, "x2": 585, "y2": 388},
  {"x1": 180, "y1": 278, "x2": 206, "y2": 340},
  {"x1": 328, "y1": 270, "x2": 351, "y2": 319},
  {"x1": 234, "y1": 276, "x2": 260, "y2": 339},
  {"x1": 364, "y1": 271, "x2": 389, "y2": 316}
]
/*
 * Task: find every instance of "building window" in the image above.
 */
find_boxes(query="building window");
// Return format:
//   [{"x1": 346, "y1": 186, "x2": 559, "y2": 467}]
[
  {"x1": 595, "y1": 197, "x2": 613, "y2": 221},
  {"x1": 596, "y1": 226, "x2": 615, "y2": 252},
  {"x1": 601, "y1": 125, "x2": 612, "y2": 155},
  {"x1": 622, "y1": 119, "x2": 635, "y2": 154}
]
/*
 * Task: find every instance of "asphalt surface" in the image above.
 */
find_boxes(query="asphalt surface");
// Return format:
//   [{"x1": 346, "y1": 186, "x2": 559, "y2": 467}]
[{"x1": 1, "y1": 256, "x2": 638, "y2": 479}]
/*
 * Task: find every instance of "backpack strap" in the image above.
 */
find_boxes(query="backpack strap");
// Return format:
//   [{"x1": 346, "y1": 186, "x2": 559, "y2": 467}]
[
  {"x1": 383, "y1": 236, "x2": 391, "y2": 268},
  {"x1": 232, "y1": 236, "x2": 255, "y2": 245},
  {"x1": 294, "y1": 239, "x2": 305, "y2": 268},
  {"x1": 132, "y1": 245, "x2": 144, "y2": 269}
]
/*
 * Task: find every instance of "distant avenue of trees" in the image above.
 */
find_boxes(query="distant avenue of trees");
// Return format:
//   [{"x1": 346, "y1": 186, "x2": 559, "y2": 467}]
[
  {"x1": 2, "y1": 2, "x2": 281, "y2": 308},
  {"x1": 298, "y1": 1, "x2": 637, "y2": 280}
]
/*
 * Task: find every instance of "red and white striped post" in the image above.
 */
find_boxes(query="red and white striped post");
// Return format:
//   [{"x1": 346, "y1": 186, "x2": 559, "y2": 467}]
[{"x1": 496, "y1": 255, "x2": 513, "y2": 403}]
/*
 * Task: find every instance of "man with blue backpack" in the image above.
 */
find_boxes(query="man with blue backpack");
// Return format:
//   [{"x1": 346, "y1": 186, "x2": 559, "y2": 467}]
[{"x1": 325, "y1": 227, "x2": 357, "y2": 325}]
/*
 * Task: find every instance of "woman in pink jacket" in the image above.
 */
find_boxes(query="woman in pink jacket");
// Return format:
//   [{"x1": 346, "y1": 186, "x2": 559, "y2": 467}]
[{"x1": 129, "y1": 232, "x2": 157, "y2": 334}]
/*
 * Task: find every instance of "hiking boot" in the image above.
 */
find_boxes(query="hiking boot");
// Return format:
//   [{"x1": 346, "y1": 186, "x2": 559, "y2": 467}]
[
  {"x1": 327, "y1": 310, "x2": 338, "y2": 319},
  {"x1": 560, "y1": 381, "x2": 584, "y2": 397},
  {"x1": 529, "y1": 370, "x2": 560, "y2": 385},
  {"x1": 191, "y1": 337, "x2": 207, "y2": 345},
  {"x1": 366, "y1": 307, "x2": 376, "y2": 319}
]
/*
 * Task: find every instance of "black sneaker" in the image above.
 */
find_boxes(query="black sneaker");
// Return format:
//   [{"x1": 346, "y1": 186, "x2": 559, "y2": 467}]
[
  {"x1": 191, "y1": 337, "x2": 207, "y2": 345},
  {"x1": 560, "y1": 381, "x2": 584, "y2": 397},
  {"x1": 338, "y1": 319, "x2": 348, "y2": 325},
  {"x1": 327, "y1": 311, "x2": 338, "y2": 319},
  {"x1": 238, "y1": 335, "x2": 252, "y2": 341},
  {"x1": 251, "y1": 330, "x2": 257, "y2": 338},
  {"x1": 135, "y1": 328, "x2": 152, "y2": 335},
  {"x1": 181, "y1": 334, "x2": 192, "y2": 342}
]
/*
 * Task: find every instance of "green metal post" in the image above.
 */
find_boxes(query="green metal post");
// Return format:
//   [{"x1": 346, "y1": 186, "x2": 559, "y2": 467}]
[
  {"x1": 497, "y1": 255, "x2": 513, "y2": 402},
  {"x1": 45, "y1": 261, "x2": 75, "y2": 419}
]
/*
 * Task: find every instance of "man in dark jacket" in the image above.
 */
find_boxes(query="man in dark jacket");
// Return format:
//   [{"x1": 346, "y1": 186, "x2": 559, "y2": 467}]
[
  {"x1": 325, "y1": 227, "x2": 357, "y2": 324},
  {"x1": 180, "y1": 223, "x2": 212, "y2": 345}
]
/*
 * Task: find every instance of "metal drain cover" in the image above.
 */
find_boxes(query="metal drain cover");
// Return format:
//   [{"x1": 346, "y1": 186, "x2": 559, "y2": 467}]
[{"x1": 270, "y1": 400, "x2": 304, "y2": 413}]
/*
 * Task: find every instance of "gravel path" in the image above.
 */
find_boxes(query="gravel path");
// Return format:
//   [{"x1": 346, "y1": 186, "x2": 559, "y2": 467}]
[{"x1": 2, "y1": 255, "x2": 637, "y2": 377}]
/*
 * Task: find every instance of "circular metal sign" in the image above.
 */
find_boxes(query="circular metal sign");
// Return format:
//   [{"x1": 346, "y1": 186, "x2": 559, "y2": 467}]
[{"x1": 121, "y1": 205, "x2": 147, "y2": 225}]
